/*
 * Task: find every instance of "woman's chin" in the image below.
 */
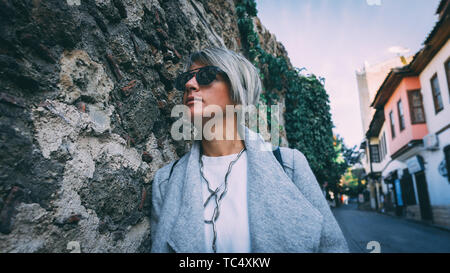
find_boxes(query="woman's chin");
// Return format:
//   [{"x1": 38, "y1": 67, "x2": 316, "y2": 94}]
[
  {"x1": 187, "y1": 103, "x2": 202, "y2": 114},
  {"x1": 187, "y1": 109, "x2": 204, "y2": 122}
]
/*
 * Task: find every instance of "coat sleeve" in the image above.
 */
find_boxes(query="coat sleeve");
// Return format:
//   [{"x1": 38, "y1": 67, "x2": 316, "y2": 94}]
[
  {"x1": 150, "y1": 160, "x2": 179, "y2": 253},
  {"x1": 291, "y1": 148, "x2": 349, "y2": 253}
]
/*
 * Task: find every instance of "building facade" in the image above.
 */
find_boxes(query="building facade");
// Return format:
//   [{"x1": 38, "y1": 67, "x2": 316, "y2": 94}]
[
  {"x1": 364, "y1": 0, "x2": 450, "y2": 228},
  {"x1": 408, "y1": 4, "x2": 450, "y2": 226},
  {"x1": 372, "y1": 70, "x2": 431, "y2": 221},
  {"x1": 356, "y1": 57, "x2": 412, "y2": 210}
]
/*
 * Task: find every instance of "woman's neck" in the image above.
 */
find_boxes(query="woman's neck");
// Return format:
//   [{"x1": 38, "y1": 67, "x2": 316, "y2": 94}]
[
  {"x1": 201, "y1": 139, "x2": 245, "y2": 157},
  {"x1": 200, "y1": 116, "x2": 245, "y2": 157}
]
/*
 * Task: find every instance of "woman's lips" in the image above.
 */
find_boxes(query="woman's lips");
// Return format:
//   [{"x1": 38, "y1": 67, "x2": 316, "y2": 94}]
[{"x1": 186, "y1": 97, "x2": 203, "y2": 106}]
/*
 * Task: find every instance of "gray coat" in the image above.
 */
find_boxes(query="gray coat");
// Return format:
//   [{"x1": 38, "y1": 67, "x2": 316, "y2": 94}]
[{"x1": 150, "y1": 126, "x2": 349, "y2": 253}]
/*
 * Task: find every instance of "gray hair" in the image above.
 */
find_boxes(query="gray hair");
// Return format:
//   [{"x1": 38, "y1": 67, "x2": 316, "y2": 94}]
[{"x1": 183, "y1": 47, "x2": 262, "y2": 106}]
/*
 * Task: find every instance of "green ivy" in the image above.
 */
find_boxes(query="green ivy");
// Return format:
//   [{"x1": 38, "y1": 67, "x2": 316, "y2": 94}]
[{"x1": 235, "y1": 0, "x2": 345, "y2": 187}]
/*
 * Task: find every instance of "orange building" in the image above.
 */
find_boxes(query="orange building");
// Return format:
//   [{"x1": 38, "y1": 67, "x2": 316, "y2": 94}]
[
  {"x1": 371, "y1": 67, "x2": 432, "y2": 220},
  {"x1": 372, "y1": 71, "x2": 428, "y2": 160}
]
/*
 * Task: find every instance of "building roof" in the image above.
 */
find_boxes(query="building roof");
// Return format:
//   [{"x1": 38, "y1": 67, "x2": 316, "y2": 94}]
[
  {"x1": 366, "y1": 108, "x2": 385, "y2": 138},
  {"x1": 410, "y1": 2, "x2": 449, "y2": 73},
  {"x1": 437, "y1": 0, "x2": 449, "y2": 17},
  {"x1": 359, "y1": 139, "x2": 367, "y2": 150},
  {"x1": 370, "y1": 66, "x2": 417, "y2": 109}
]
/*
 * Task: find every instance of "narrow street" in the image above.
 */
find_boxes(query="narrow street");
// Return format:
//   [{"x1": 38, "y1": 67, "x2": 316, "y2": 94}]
[{"x1": 332, "y1": 203, "x2": 450, "y2": 253}]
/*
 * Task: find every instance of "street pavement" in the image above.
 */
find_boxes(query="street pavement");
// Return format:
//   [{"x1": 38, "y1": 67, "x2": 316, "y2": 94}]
[{"x1": 332, "y1": 203, "x2": 450, "y2": 253}]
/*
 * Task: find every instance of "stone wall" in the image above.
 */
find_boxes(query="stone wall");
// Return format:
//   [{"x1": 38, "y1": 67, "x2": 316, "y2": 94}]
[
  {"x1": 432, "y1": 205, "x2": 450, "y2": 229},
  {"x1": 0, "y1": 0, "x2": 289, "y2": 252}
]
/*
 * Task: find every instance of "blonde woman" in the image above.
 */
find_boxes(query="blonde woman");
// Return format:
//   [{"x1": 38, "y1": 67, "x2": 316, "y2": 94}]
[{"x1": 150, "y1": 47, "x2": 348, "y2": 253}]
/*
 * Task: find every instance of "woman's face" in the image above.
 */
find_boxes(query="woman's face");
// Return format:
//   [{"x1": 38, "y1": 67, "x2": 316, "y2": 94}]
[{"x1": 182, "y1": 62, "x2": 234, "y2": 120}]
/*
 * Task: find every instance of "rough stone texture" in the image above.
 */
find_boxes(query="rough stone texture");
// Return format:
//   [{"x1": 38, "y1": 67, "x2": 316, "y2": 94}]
[
  {"x1": 432, "y1": 205, "x2": 450, "y2": 228},
  {"x1": 0, "y1": 0, "x2": 290, "y2": 252}
]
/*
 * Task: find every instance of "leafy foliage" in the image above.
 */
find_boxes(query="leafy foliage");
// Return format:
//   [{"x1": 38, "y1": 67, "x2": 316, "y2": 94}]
[{"x1": 340, "y1": 167, "x2": 364, "y2": 198}]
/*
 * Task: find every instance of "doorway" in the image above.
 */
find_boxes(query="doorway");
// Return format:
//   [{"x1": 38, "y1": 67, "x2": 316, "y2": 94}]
[{"x1": 414, "y1": 171, "x2": 433, "y2": 221}]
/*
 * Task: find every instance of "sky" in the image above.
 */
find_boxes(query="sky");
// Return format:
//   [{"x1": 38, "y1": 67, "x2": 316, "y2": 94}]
[{"x1": 255, "y1": 0, "x2": 440, "y2": 148}]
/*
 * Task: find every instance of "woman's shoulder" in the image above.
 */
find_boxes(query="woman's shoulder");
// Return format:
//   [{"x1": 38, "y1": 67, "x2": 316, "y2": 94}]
[
  {"x1": 153, "y1": 153, "x2": 189, "y2": 185},
  {"x1": 278, "y1": 146, "x2": 320, "y2": 191},
  {"x1": 154, "y1": 160, "x2": 176, "y2": 182},
  {"x1": 278, "y1": 146, "x2": 309, "y2": 170},
  {"x1": 278, "y1": 147, "x2": 325, "y2": 210}
]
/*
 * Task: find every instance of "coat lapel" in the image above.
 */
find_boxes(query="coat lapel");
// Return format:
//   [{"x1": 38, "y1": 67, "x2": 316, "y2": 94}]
[{"x1": 167, "y1": 125, "x2": 323, "y2": 253}]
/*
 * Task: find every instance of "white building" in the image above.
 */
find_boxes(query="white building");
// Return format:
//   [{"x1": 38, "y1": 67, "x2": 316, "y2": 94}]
[{"x1": 408, "y1": 1, "x2": 450, "y2": 227}]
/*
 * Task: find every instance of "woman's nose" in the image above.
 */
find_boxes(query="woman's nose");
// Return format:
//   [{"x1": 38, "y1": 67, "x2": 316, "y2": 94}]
[{"x1": 185, "y1": 75, "x2": 199, "y2": 93}]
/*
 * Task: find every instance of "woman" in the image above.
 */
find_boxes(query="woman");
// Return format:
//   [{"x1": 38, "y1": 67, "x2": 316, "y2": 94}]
[{"x1": 150, "y1": 47, "x2": 348, "y2": 253}]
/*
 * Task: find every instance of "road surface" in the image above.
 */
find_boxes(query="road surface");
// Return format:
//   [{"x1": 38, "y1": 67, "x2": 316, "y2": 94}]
[{"x1": 332, "y1": 203, "x2": 450, "y2": 253}]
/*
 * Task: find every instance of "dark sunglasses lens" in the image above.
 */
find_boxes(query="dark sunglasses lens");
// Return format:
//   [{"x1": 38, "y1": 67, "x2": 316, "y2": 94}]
[
  {"x1": 174, "y1": 67, "x2": 223, "y2": 91},
  {"x1": 196, "y1": 67, "x2": 217, "y2": 85}
]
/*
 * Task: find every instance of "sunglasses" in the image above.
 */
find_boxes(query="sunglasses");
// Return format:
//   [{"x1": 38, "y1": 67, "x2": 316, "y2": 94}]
[{"x1": 174, "y1": 66, "x2": 227, "y2": 91}]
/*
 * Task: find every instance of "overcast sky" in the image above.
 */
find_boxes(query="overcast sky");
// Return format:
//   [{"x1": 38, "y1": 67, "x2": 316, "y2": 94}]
[{"x1": 255, "y1": 0, "x2": 440, "y2": 148}]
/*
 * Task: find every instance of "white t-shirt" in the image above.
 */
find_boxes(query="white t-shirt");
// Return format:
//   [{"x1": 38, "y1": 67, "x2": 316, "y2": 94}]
[{"x1": 200, "y1": 151, "x2": 251, "y2": 253}]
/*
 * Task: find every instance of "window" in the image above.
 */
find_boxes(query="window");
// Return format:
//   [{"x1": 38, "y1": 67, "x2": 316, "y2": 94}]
[
  {"x1": 365, "y1": 147, "x2": 369, "y2": 163},
  {"x1": 379, "y1": 137, "x2": 384, "y2": 161},
  {"x1": 389, "y1": 111, "x2": 396, "y2": 139},
  {"x1": 397, "y1": 100, "x2": 405, "y2": 131},
  {"x1": 379, "y1": 132, "x2": 387, "y2": 160},
  {"x1": 430, "y1": 74, "x2": 444, "y2": 113},
  {"x1": 400, "y1": 169, "x2": 417, "y2": 206},
  {"x1": 407, "y1": 90, "x2": 426, "y2": 124},
  {"x1": 445, "y1": 58, "x2": 450, "y2": 99},
  {"x1": 370, "y1": 144, "x2": 380, "y2": 163}
]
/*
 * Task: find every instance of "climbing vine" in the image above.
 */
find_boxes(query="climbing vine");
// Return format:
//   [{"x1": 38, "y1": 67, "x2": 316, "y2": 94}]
[{"x1": 235, "y1": 0, "x2": 344, "y2": 187}]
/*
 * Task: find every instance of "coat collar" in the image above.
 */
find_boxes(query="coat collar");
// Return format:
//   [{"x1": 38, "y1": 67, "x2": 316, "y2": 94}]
[{"x1": 167, "y1": 125, "x2": 323, "y2": 253}]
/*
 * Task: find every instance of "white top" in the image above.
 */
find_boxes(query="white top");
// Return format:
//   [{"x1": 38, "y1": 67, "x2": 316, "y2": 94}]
[{"x1": 200, "y1": 150, "x2": 251, "y2": 253}]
